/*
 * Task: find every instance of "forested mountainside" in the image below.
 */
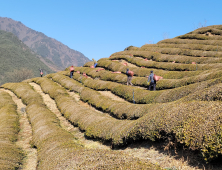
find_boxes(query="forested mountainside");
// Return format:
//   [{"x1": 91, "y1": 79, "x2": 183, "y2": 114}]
[
  {"x1": 0, "y1": 17, "x2": 90, "y2": 71},
  {"x1": 0, "y1": 30, "x2": 53, "y2": 85}
]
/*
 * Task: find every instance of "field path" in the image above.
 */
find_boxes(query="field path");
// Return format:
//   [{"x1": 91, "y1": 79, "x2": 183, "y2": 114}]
[
  {"x1": 98, "y1": 91, "x2": 128, "y2": 102},
  {"x1": 1, "y1": 89, "x2": 37, "y2": 170},
  {"x1": 29, "y1": 82, "x2": 110, "y2": 150}
]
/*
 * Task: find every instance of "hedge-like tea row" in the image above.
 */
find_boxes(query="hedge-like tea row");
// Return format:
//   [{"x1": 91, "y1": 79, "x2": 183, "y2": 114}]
[
  {"x1": 132, "y1": 100, "x2": 222, "y2": 162},
  {"x1": 159, "y1": 38, "x2": 222, "y2": 47},
  {"x1": 180, "y1": 82, "x2": 222, "y2": 102},
  {"x1": 0, "y1": 90, "x2": 23, "y2": 170},
  {"x1": 1, "y1": 83, "x2": 84, "y2": 169},
  {"x1": 29, "y1": 78, "x2": 161, "y2": 169},
  {"x1": 177, "y1": 34, "x2": 222, "y2": 41},
  {"x1": 34, "y1": 76, "x2": 222, "y2": 162},
  {"x1": 111, "y1": 50, "x2": 222, "y2": 64},
  {"x1": 48, "y1": 72, "x2": 159, "y2": 119},
  {"x1": 157, "y1": 43, "x2": 222, "y2": 52},
  {"x1": 192, "y1": 26, "x2": 222, "y2": 36},
  {"x1": 109, "y1": 54, "x2": 220, "y2": 71},
  {"x1": 140, "y1": 45, "x2": 222, "y2": 58},
  {"x1": 62, "y1": 70, "x2": 222, "y2": 104},
  {"x1": 67, "y1": 66, "x2": 222, "y2": 91},
  {"x1": 95, "y1": 58, "x2": 201, "y2": 79}
]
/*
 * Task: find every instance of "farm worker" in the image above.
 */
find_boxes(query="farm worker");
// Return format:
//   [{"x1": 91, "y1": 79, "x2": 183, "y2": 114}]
[
  {"x1": 70, "y1": 65, "x2": 74, "y2": 78},
  {"x1": 147, "y1": 70, "x2": 156, "y2": 91},
  {"x1": 92, "y1": 58, "x2": 97, "y2": 68},
  {"x1": 126, "y1": 68, "x2": 133, "y2": 86},
  {"x1": 39, "y1": 69, "x2": 43, "y2": 77}
]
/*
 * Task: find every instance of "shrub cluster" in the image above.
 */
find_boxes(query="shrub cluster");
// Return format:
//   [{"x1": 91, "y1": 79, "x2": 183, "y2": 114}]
[
  {"x1": 96, "y1": 58, "x2": 200, "y2": 79},
  {"x1": 140, "y1": 45, "x2": 222, "y2": 58},
  {"x1": 177, "y1": 34, "x2": 222, "y2": 40},
  {"x1": 0, "y1": 90, "x2": 23, "y2": 169},
  {"x1": 62, "y1": 70, "x2": 222, "y2": 104},
  {"x1": 48, "y1": 73, "x2": 155, "y2": 119},
  {"x1": 109, "y1": 55, "x2": 201, "y2": 71},
  {"x1": 2, "y1": 82, "x2": 85, "y2": 169},
  {"x1": 159, "y1": 38, "x2": 222, "y2": 47},
  {"x1": 130, "y1": 100, "x2": 222, "y2": 162},
  {"x1": 111, "y1": 50, "x2": 222, "y2": 64},
  {"x1": 157, "y1": 42, "x2": 222, "y2": 52},
  {"x1": 29, "y1": 78, "x2": 161, "y2": 169},
  {"x1": 37, "y1": 75, "x2": 222, "y2": 162}
]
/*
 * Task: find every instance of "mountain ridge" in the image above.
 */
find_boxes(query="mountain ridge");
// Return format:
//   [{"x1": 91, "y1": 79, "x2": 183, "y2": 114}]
[
  {"x1": 0, "y1": 17, "x2": 90, "y2": 71},
  {"x1": 0, "y1": 30, "x2": 53, "y2": 85}
]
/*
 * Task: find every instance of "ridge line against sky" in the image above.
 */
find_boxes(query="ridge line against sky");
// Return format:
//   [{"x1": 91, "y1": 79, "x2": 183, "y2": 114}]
[{"x1": 0, "y1": 0, "x2": 221, "y2": 62}]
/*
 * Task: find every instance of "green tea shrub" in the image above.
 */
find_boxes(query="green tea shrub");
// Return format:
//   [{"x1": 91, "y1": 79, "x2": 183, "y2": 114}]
[{"x1": 0, "y1": 90, "x2": 23, "y2": 169}]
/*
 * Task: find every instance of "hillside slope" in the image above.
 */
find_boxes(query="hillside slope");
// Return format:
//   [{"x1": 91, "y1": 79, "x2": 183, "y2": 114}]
[
  {"x1": 0, "y1": 17, "x2": 90, "y2": 70},
  {"x1": 0, "y1": 30, "x2": 53, "y2": 85},
  {"x1": 1, "y1": 25, "x2": 222, "y2": 169}
]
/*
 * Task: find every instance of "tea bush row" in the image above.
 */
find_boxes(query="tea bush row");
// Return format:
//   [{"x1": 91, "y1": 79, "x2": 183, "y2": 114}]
[
  {"x1": 191, "y1": 26, "x2": 222, "y2": 35},
  {"x1": 140, "y1": 45, "x2": 222, "y2": 58},
  {"x1": 48, "y1": 72, "x2": 157, "y2": 119},
  {"x1": 93, "y1": 58, "x2": 201, "y2": 79},
  {"x1": 63, "y1": 71, "x2": 222, "y2": 104},
  {"x1": 111, "y1": 50, "x2": 222, "y2": 64},
  {"x1": 30, "y1": 77, "x2": 161, "y2": 169},
  {"x1": 68, "y1": 65, "x2": 222, "y2": 91},
  {"x1": 157, "y1": 43, "x2": 222, "y2": 52},
  {"x1": 159, "y1": 38, "x2": 222, "y2": 47},
  {"x1": 0, "y1": 90, "x2": 23, "y2": 170},
  {"x1": 42, "y1": 75, "x2": 222, "y2": 162},
  {"x1": 1, "y1": 83, "x2": 85, "y2": 169},
  {"x1": 109, "y1": 55, "x2": 219, "y2": 71},
  {"x1": 177, "y1": 34, "x2": 222, "y2": 40}
]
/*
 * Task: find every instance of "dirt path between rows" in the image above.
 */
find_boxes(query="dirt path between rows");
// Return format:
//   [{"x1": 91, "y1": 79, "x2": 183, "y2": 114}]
[
  {"x1": 29, "y1": 83, "x2": 110, "y2": 150},
  {"x1": 1, "y1": 89, "x2": 37, "y2": 170},
  {"x1": 98, "y1": 91, "x2": 128, "y2": 102}
]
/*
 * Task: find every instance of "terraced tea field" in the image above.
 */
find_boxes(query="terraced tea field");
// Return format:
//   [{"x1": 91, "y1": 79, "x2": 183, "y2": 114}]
[{"x1": 1, "y1": 25, "x2": 222, "y2": 169}]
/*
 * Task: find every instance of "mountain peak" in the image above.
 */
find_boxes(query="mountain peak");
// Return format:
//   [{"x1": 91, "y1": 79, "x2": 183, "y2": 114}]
[{"x1": 0, "y1": 17, "x2": 90, "y2": 71}]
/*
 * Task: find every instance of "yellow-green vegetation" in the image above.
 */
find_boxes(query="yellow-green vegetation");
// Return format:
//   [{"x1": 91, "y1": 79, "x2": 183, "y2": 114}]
[
  {"x1": 68, "y1": 65, "x2": 222, "y2": 91},
  {"x1": 109, "y1": 54, "x2": 222, "y2": 71},
  {"x1": 2, "y1": 82, "x2": 161, "y2": 169},
  {"x1": 47, "y1": 72, "x2": 156, "y2": 119},
  {"x1": 61, "y1": 70, "x2": 222, "y2": 105},
  {"x1": 0, "y1": 90, "x2": 23, "y2": 169},
  {"x1": 65, "y1": 25, "x2": 222, "y2": 162},
  {"x1": 1, "y1": 24, "x2": 222, "y2": 166},
  {"x1": 93, "y1": 58, "x2": 201, "y2": 78},
  {"x1": 42, "y1": 73, "x2": 222, "y2": 163}
]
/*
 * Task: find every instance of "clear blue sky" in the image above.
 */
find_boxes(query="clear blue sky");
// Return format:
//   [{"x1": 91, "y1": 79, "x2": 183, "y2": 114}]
[{"x1": 0, "y1": 0, "x2": 221, "y2": 61}]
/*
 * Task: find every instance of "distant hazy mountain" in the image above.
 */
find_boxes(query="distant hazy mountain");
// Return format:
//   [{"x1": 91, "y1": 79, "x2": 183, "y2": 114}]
[
  {"x1": 0, "y1": 30, "x2": 53, "y2": 85},
  {"x1": 0, "y1": 17, "x2": 90, "y2": 71}
]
